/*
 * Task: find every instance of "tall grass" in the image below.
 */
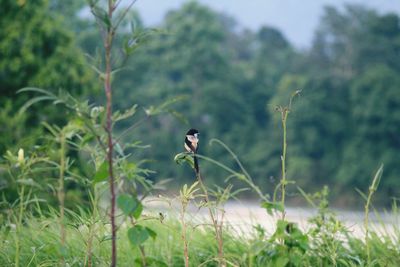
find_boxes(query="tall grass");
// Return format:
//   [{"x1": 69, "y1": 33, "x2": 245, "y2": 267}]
[{"x1": 1, "y1": 204, "x2": 399, "y2": 267}]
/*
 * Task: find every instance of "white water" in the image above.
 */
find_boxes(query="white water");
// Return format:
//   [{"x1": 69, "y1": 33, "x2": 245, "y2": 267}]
[{"x1": 144, "y1": 199, "x2": 399, "y2": 239}]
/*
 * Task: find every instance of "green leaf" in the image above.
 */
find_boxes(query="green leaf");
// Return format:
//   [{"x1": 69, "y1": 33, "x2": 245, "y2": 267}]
[
  {"x1": 355, "y1": 188, "x2": 368, "y2": 202},
  {"x1": 117, "y1": 194, "x2": 143, "y2": 218},
  {"x1": 145, "y1": 95, "x2": 188, "y2": 116},
  {"x1": 370, "y1": 164, "x2": 383, "y2": 191},
  {"x1": 174, "y1": 152, "x2": 194, "y2": 169},
  {"x1": 274, "y1": 256, "x2": 289, "y2": 267},
  {"x1": 93, "y1": 161, "x2": 109, "y2": 183},
  {"x1": 99, "y1": 234, "x2": 113, "y2": 243},
  {"x1": 114, "y1": 142, "x2": 125, "y2": 157},
  {"x1": 80, "y1": 133, "x2": 95, "y2": 146},
  {"x1": 127, "y1": 225, "x2": 150, "y2": 246},
  {"x1": 17, "y1": 178, "x2": 41, "y2": 188},
  {"x1": 91, "y1": 6, "x2": 111, "y2": 30},
  {"x1": 261, "y1": 201, "x2": 284, "y2": 216},
  {"x1": 112, "y1": 104, "x2": 137, "y2": 122},
  {"x1": 19, "y1": 96, "x2": 55, "y2": 114},
  {"x1": 132, "y1": 202, "x2": 143, "y2": 219},
  {"x1": 145, "y1": 227, "x2": 157, "y2": 240}
]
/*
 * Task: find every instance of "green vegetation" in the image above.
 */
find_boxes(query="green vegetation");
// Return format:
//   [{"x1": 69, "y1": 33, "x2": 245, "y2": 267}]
[
  {"x1": 2, "y1": 1, "x2": 399, "y2": 206},
  {"x1": 1, "y1": 0, "x2": 400, "y2": 266},
  {"x1": 1, "y1": 194, "x2": 399, "y2": 266}
]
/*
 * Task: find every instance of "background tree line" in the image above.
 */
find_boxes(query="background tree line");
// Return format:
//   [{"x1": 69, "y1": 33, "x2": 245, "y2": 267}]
[{"x1": 1, "y1": 0, "x2": 399, "y2": 207}]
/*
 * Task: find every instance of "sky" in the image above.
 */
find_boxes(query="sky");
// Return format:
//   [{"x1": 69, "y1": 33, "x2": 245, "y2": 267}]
[{"x1": 134, "y1": 0, "x2": 400, "y2": 49}]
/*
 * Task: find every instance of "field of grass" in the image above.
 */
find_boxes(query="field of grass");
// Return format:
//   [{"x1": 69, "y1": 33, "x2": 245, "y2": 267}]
[{"x1": 1, "y1": 196, "x2": 399, "y2": 267}]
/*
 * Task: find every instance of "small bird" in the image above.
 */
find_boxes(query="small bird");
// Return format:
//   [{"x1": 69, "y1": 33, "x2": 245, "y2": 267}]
[{"x1": 184, "y1": 129, "x2": 199, "y2": 173}]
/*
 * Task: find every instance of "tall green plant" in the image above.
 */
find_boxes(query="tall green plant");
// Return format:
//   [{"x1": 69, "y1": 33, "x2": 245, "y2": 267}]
[
  {"x1": 273, "y1": 90, "x2": 301, "y2": 219},
  {"x1": 179, "y1": 181, "x2": 200, "y2": 267},
  {"x1": 3, "y1": 149, "x2": 49, "y2": 267},
  {"x1": 175, "y1": 140, "x2": 259, "y2": 267},
  {"x1": 356, "y1": 164, "x2": 384, "y2": 265}
]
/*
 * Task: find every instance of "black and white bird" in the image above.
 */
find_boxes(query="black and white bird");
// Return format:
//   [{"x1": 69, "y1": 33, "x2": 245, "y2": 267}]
[{"x1": 184, "y1": 129, "x2": 199, "y2": 173}]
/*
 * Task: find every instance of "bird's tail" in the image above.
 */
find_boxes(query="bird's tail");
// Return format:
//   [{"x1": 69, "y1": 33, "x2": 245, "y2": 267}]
[{"x1": 194, "y1": 154, "x2": 199, "y2": 174}]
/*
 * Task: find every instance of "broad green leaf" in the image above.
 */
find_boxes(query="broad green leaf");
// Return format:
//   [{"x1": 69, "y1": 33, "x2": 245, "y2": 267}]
[
  {"x1": 274, "y1": 256, "x2": 289, "y2": 267},
  {"x1": 117, "y1": 194, "x2": 143, "y2": 218},
  {"x1": 93, "y1": 161, "x2": 109, "y2": 183},
  {"x1": 145, "y1": 227, "x2": 157, "y2": 240},
  {"x1": 132, "y1": 202, "x2": 143, "y2": 219},
  {"x1": 128, "y1": 225, "x2": 150, "y2": 246}
]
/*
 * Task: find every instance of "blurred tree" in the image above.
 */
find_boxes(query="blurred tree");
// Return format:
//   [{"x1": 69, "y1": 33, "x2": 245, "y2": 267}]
[
  {"x1": 0, "y1": 0, "x2": 95, "y2": 154},
  {"x1": 303, "y1": 5, "x2": 400, "y2": 205},
  {"x1": 109, "y1": 2, "x2": 253, "y2": 185},
  {"x1": 338, "y1": 65, "x2": 400, "y2": 199},
  {"x1": 2, "y1": 0, "x2": 398, "y2": 206},
  {"x1": 251, "y1": 26, "x2": 297, "y2": 127},
  {"x1": 310, "y1": 5, "x2": 400, "y2": 78}
]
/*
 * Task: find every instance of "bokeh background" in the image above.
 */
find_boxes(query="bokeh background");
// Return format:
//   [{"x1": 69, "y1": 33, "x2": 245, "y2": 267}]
[{"x1": 1, "y1": 0, "x2": 400, "y2": 207}]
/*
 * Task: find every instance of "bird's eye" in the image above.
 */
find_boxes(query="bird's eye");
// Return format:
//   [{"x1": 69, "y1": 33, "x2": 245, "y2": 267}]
[{"x1": 194, "y1": 133, "x2": 199, "y2": 138}]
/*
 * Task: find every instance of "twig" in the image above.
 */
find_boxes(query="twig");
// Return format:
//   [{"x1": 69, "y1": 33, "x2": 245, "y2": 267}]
[{"x1": 113, "y1": 0, "x2": 138, "y2": 32}]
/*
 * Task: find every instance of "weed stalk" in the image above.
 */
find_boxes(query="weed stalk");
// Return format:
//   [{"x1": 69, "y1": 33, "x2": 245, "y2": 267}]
[
  {"x1": 364, "y1": 164, "x2": 383, "y2": 265},
  {"x1": 195, "y1": 169, "x2": 226, "y2": 267},
  {"x1": 275, "y1": 90, "x2": 300, "y2": 220},
  {"x1": 14, "y1": 150, "x2": 27, "y2": 267},
  {"x1": 280, "y1": 107, "x2": 288, "y2": 220},
  {"x1": 14, "y1": 178, "x2": 25, "y2": 267},
  {"x1": 58, "y1": 131, "x2": 66, "y2": 263},
  {"x1": 180, "y1": 196, "x2": 189, "y2": 267}
]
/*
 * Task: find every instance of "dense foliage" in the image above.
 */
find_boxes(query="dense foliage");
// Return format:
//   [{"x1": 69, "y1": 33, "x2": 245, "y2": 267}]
[
  {"x1": 1, "y1": 1, "x2": 399, "y2": 207},
  {"x1": 1, "y1": 1, "x2": 399, "y2": 266}
]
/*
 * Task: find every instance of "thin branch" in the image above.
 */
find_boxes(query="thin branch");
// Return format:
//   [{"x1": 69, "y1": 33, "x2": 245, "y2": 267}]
[
  {"x1": 113, "y1": 0, "x2": 139, "y2": 32},
  {"x1": 114, "y1": 0, "x2": 123, "y2": 10}
]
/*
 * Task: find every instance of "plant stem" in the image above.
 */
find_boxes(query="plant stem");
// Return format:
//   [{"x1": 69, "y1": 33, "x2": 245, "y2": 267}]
[
  {"x1": 364, "y1": 195, "x2": 371, "y2": 265},
  {"x1": 181, "y1": 202, "x2": 189, "y2": 267},
  {"x1": 104, "y1": 1, "x2": 116, "y2": 266},
  {"x1": 58, "y1": 132, "x2": 66, "y2": 264},
  {"x1": 195, "y1": 170, "x2": 225, "y2": 267},
  {"x1": 364, "y1": 164, "x2": 383, "y2": 265},
  {"x1": 85, "y1": 227, "x2": 94, "y2": 267},
  {"x1": 15, "y1": 182, "x2": 25, "y2": 267},
  {"x1": 85, "y1": 190, "x2": 99, "y2": 267},
  {"x1": 280, "y1": 109, "x2": 288, "y2": 220},
  {"x1": 139, "y1": 245, "x2": 147, "y2": 267}
]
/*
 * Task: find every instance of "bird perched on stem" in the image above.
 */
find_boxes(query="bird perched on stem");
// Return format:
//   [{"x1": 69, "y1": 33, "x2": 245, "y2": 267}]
[{"x1": 184, "y1": 129, "x2": 199, "y2": 173}]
